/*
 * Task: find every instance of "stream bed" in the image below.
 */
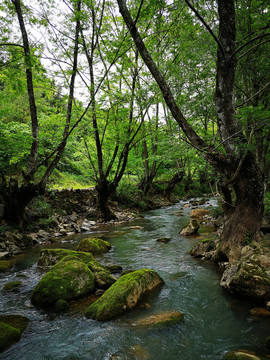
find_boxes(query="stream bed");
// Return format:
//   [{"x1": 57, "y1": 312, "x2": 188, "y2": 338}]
[{"x1": 0, "y1": 200, "x2": 269, "y2": 360}]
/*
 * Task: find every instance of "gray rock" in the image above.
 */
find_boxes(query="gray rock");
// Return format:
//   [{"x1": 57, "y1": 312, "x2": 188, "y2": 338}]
[
  {"x1": 180, "y1": 220, "x2": 200, "y2": 236},
  {"x1": 220, "y1": 245, "x2": 270, "y2": 301},
  {"x1": 0, "y1": 252, "x2": 9, "y2": 260}
]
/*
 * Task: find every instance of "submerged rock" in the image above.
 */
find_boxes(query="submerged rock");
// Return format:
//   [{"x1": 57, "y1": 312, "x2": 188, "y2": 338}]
[
  {"x1": 220, "y1": 245, "x2": 270, "y2": 302},
  {"x1": 76, "y1": 237, "x2": 111, "y2": 255},
  {"x1": 0, "y1": 315, "x2": 30, "y2": 352},
  {"x1": 2, "y1": 281, "x2": 22, "y2": 292},
  {"x1": 180, "y1": 220, "x2": 200, "y2": 236},
  {"x1": 85, "y1": 269, "x2": 164, "y2": 321},
  {"x1": 31, "y1": 257, "x2": 95, "y2": 308},
  {"x1": 156, "y1": 237, "x2": 171, "y2": 243},
  {"x1": 132, "y1": 311, "x2": 184, "y2": 327}
]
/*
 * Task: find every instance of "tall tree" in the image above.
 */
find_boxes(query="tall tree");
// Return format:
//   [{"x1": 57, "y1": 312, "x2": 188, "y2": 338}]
[
  {"x1": 117, "y1": 0, "x2": 269, "y2": 263},
  {"x1": 0, "y1": 0, "x2": 81, "y2": 225}
]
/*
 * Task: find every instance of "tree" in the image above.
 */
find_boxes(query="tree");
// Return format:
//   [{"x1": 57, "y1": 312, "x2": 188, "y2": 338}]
[
  {"x1": 117, "y1": 0, "x2": 269, "y2": 263},
  {"x1": 0, "y1": 0, "x2": 82, "y2": 225}
]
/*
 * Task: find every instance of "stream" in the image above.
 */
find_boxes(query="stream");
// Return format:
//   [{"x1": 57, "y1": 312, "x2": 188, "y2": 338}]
[{"x1": 0, "y1": 199, "x2": 269, "y2": 360}]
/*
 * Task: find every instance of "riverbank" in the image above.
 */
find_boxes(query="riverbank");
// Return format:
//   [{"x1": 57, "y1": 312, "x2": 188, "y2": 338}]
[{"x1": 0, "y1": 188, "x2": 178, "y2": 259}]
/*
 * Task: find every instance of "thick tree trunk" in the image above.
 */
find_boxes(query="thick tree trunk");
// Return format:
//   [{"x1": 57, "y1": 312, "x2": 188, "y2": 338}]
[
  {"x1": 0, "y1": 177, "x2": 43, "y2": 226},
  {"x1": 217, "y1": 154, "x2": 265, "y2": 263},
  {"x1": 96, "y1": 180, "x2": 116, "y2": 222}
]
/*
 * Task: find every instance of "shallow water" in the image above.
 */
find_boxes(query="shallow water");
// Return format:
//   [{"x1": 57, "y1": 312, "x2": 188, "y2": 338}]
[{"x1": 0, "y1": 200, "x2": 269, "y2": 360}]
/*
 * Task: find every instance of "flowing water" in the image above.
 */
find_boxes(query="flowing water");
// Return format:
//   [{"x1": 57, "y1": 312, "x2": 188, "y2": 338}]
[{"x1": 0, "y1": 200, "x2": 269, "y2": 360}]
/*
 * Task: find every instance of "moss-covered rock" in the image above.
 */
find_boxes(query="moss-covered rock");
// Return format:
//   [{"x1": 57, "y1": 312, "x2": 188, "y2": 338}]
[
  {"x1": 31, "y1": 257, "x2": 95, "y2": 308},
  {"x1": 85, "y1": 269, "x2": 164, "y2": 321},
  {"x1": 76, "y1": 237, "x2": 111, "y2": 255},
  {"x1": 220, "y1": 246, "x2": 270, "y2": 301},
  {"x1": 0, "y1": 260, "x2": 13, "y2": 273},
  {"x1": 266, "y1": 336, "x2": 270, "y2": 350},
  {"x1": 54, "y1": 299, "x2": 70, "y2": 312},
  {"x1": 2, "y1": 281, "x2": 22, "y2": 292},
  {"x1": 190, "y1": 238, "x2": 217, "y2": 259},
  {"x1": 0, "y1": 315, "x2": 30, "y2": 333},
  {"x1": 38, "y1": 248, "x2": 94, "y2": 267},
  {"x1": 180, "y1": 220, "x2": 200, "y2": 236},
  {"x1": 0, "y1": 322, "x2": 21, "y2": 352},
  {"x1": 132, "y1": 311, "x2": 184, "y2": 327},
  {"x1": 0, "y1": 315, "x2": 30, "y2": 352},
  {"x1": 95, "y1": 270, "x2": 116, "y2": 289}
]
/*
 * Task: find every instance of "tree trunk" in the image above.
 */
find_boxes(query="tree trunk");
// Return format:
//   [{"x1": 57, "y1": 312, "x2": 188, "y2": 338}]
[
  {"x1": 0, "y1": 177, "x2": 43, "y2": 226},
  {"x1": 163, "y1": 171, "x2": 184, "y2": 201},
  {"x1": 96, "y1": 180, "x2": 116, "y2": 222},
  {"x1": 217, "y1": 154, "x2": 265, "y2": 263}
]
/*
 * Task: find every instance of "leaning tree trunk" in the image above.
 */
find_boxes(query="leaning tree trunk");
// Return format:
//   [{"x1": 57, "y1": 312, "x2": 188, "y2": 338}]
[
  {"x1": 163, "y1": 171, "x2": 184, "y2": 201},
  {"x1": 217, "y1": 153, "x2": 265, "y2": 263}
]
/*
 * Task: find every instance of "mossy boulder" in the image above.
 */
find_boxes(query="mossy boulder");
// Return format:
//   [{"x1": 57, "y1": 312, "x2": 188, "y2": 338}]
[
  {"x1": 0, "y1": 322, "x2": 21, "y2": 352},
  {"x1": 132, "y1": 311, "x2": 184, "y2": 327},
  {"x1": 31, "y1": 257, "x2": 95, "y2": 308},
  {"x1": 38, "y1": 248, "x2": 95, "y2": 267},
  {"x1": 0, "y1": 315, "x2": 30, "y2": 352},
  {"x1": 2, "y1": 281, "x2": 22, "y2": 292},
  {"x1": 266, "y1": 336, "x2": 270, "y2": 350},
  {"x1": 76, "y1": 237, "x2": 111, "y2": 255},
  {"x1": 180, "y1": 220, "x2": 200, "y2": 236},
  {"x1": 0, "y1": 260, "x2": 13, "y2": 273},
  {"x1": 220, "y1": 246, "x2": 270, "y2": 301},
  {"x1": 54, "y1": 299, "x2": 70, "y2": 313},
  {"x1": 95, "y1": 270, "x2": 116, "y2": 289},
  {"x1": 190, "y1": 239, "x2": 217, "y2": 259},
  {"x1": 0, "y1": 315, "x2": 30, "y2": 333},
  {"x1": 85, "y1": 269, "x2": 164, "y2": 321}
]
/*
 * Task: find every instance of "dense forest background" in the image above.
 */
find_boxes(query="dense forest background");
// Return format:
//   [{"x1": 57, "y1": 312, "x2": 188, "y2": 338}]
[{"x1": 0, "y1": 0, "x2": 269, "y2": 258}]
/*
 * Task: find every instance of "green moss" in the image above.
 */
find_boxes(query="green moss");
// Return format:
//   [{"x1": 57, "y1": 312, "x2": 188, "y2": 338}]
[
  {"x1": 266, "y1": 336, "x2": 270, "y2": 350},
  {"x1": 38, "y1": 248, "x2": 94, "y2": 267},
  {"x1": 0, "y1": 260, "x2": 13, "y2": 273},
  {"x1": 76, "y1": 237, "x2": 111, "y2": 255},
  {"x1": 0, "y1": 322, "x2": 21, "y2": 352},
  {"x1": 0, "y1": 315, "x2": 30, "y2": 333},
  {"x1": 2, "y1": 281, "x2": 22, "y2": 292},
  {"x1": 54, "y1": 299, "x2": 70, "y2": 313},
  {"x1": 95, "y1": 270, "x2": 116, "y2": 289},
  {"x1": 31, "y1": 258, "x2": 95, "y2": 308},
  {"x1": 85, "y1": 269, "x2": 164, "y2": 321}
]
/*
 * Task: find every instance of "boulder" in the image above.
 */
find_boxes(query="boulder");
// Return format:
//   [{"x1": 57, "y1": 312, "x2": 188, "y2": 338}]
[
  {"x1": 180, "y1": 220, "x2": 200, "y2": 236},
  {"x1": 220, "y1": 246, "x2": 270, "y2": 301},
  {"x1": 2, "y1": 281, "x2": 22, "y2": 292},
  {"x1": 0, "y1": 315, "x2": 30, "y2": 352},
  {"x1": 190, "y1": 239, "x2": 217, "y2": 259},
  {"x1": 85, "y1": 269, "x2": 164, "y2": 321},
  {"x1": 132, "y1": 311, "x2": 184, "y2": 327},
  {"x1": 95, "y1": 270, "x2": 116, "y2": 289},
  {"x1": 38, "y1": 248, "x2": 94, "y2": 267},
  {"x1": 31, "y1": 257, "x2": 95, "y2": 308},
  {"x1": 0, "y1": 260, "x2": 13, "y2": 273},
  {"x1": 76, "y1": 237, "x2": 111, "y2": 255},
  {"x1": 190, "y1": 208, "x2": 210, "y2": 219}
]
